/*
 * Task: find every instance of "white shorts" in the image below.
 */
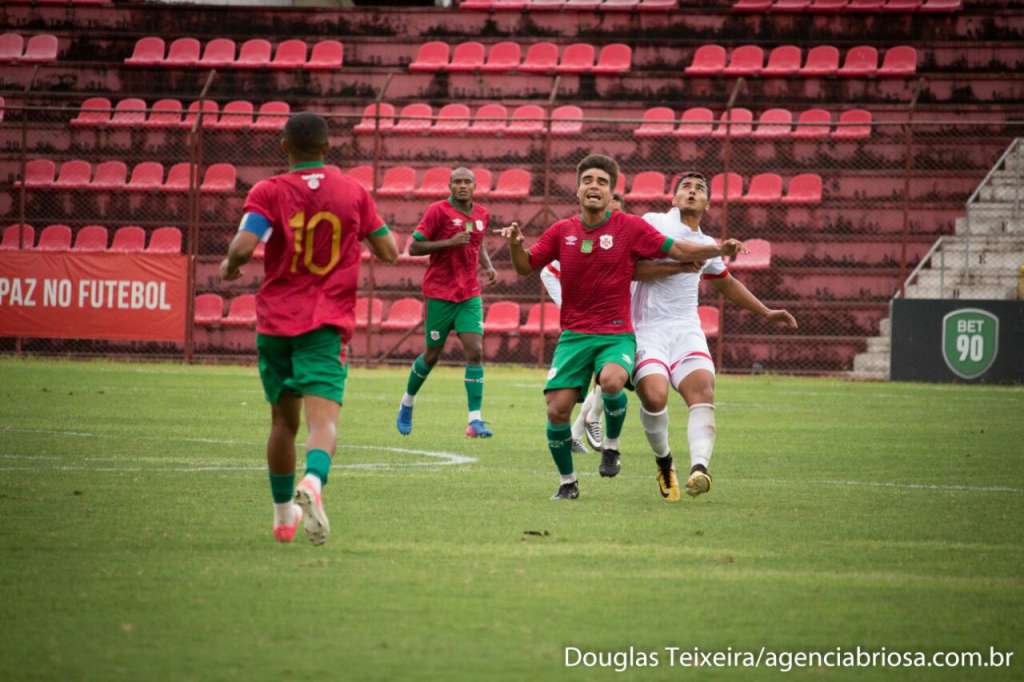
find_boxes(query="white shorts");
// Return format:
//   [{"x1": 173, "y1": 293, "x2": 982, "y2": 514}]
[{"x1": 633, "y1": 325, "x2": 715, "y2": 388}]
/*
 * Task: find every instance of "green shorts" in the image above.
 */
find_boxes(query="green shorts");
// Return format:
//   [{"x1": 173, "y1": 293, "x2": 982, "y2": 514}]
[
  {"x1": 544, "y1": 330, "x2": 636, "y2": 400},
  {"x1": 256, "y1": 326, "x2": 349, "y2": 404},
  {"x1": 425, "y1": 296, "x2": 484, "y2": 347}
]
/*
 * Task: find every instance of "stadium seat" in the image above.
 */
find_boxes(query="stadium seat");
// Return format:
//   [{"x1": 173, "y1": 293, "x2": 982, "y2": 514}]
[
  {"x1": 615, "y1": 173, "x2": 626, "y2": 195},
  {"x1": 742, "y1": 173, "x2": 783, "y2": 203},
  {"x1": 21, "y1": 159, "x2": 55, "y2": 187},
  {"x1": 508, "y1": 104, "x2": 545, "y2": 135},
  {"x1": 802, "y1": 46, "x2": 839, "y2": 76},
  {"x1": 253, "y1": 101, "x2": 290, "y2": 130},
  {"x1": 639, "y1": 0, "x2": 677, "y2": 8},
  {"x1": 53, "y1": 160, "x2": 92, "y2": 189},
  {"x1": 236, "y1": 39, "x2": 272, "y2": 68},
  {"x1": 414, "y1": 166, "x2": 451, "y2": 198},
  {"x1": 674, "y1": 107, "x2": 715, "y2": 138},
  {"x1": 832, "y1": 109, "x2": 872, "y2": 139},
  {"x1": 434, "y1": 103, "x2": 471, "y2": 133},
  {"x1": 782, "y1": 173, "x2": 823, "y2": 204},
  {"x1": 181, "y1": 99, "x2": 219, "y2": 129},
  {"x1": 270, "y1": 40, "x2": 307, "y2": 69},
  {"x1": 109, "y1": 98, "x2": 147, "y2": 128},
  {"x1": 603, "y1": 0, "x2": 640, "y2": 10},
  {"x1": 728, "y1": 238, "x2": 771, "y2": 270},
  {"x1": 460, "y1": 0, "x2": 497, "y2": 9},
  {"x1": 91, "y1": 161, "x2": 127, "y2": 190},
  {"x1": 520, "y1": 42, "x2": 559, "y2": 73},
  {"x1": 194, "y1": 293, "x2": 224, "y2": 325},
  {"x1": 125, "y1": 37, "x2": 164, "y2": 66},
  {"x1": 73, "y1": 225, "x2": 108, "y2": 252},
  {"x1": 127, "y1": 162, "x2": 164, "y2": 191},
  {"x1": 308, "y1": 40, "x2": 343, "y2": 70},
  {"x1": 143, "y1": 99, "x2": 183, "y2": 128},
  {"x1": 162, "y1": 163, "x2": 192, "y2": 192},
  {"x1": 213, "y1": 100, "x2": 254, "y2": 129},
  {"x1": 626, "y1": 171, "x2": 667, "y2": 202},
  {"x1": 527, "y1": 0, "x2": 566, "y2": 9},
  {"x1": 470, "y1": 104, "x2": 508, "y2": 134},
  {"x1": 198, "y1": 38, "x2": 236, "y2": 68},
  {"x1": 223, "y1": 295, "x2": 257, "y2": 326},
  {"x1": 878, "y1": 46, "x2": 917, "y2": 77},
  {"x1": 732, "y1": 0, "x2": 773, "y2": 9},
  {"x1": 807, "y1": 0, "x2": 849, "y2": 10},
  {"x1": 481, "y1": 41, "x2": 520, "y2": 72},
  {"x1": 70, "y1": 97, "x2": 112, "y2": 127},
  {"x1": 164, "y1": 37, "x2": 200, "y2": 67},
  {"x1": 470, "y1": 167, "x2": 493, "y2": 196},
  {"x1": 381, "y1": 298, "x2": 423, "y2": 331},
  {"x1": 489, "y1": 169, "x2": 531, "y2": 198},
  {"x1": 409, "y1": 41, "x2": 449, "y2": 72},
  {"x1": 685, "y1": 45, "x2": 726, "y2": 76},
  {"x1": 752, "y1": 108, "x2": 793, "y2": 138},
  {"x1": 110, "y1": 226, "x2": 146, "y2": 253},
  {"x1": 397, "y1": 234, "x2": 427, "y2": 264},
  {"x1": 723, "y1": 45, "x2": 764, "y2": 76},
  {"x1": 36, "y1": 224, "x2": 72, "y2": 251},
  {"x1": 838, "y1": 45, "x2": 878, "y2": 77},
  {"x1": 1, "y1": 224, "x2": 34, "y2": 250},
  {"x1": 882, "y1": 0, "x2": 921, "y2": 10},
  {"x1": 846, "y1": 0, "x2": 885, "y2": 10},
  {"x1": 484, "y1": 301, "x2": 521, "y2": 333},
  {"x1": 771, "y1": 0, "x2": 811, "y2": 10},
  {"x1": 22, "y1": 35, "x2": 58, "y2": 63},
  {"x1": 521, "y1": 302, "x2": 560, "y2": 335},
  {"x1": 698, "y1": 306, "x2": 719, "y2": 337},
  {"x1": 556, "y1": 43, "x2": 595, "y2": 74},
  {"x1": 792, "y1": 108, "x2": 831, "y2": 138},
  {"x1": 593, "y1": 43, "x2": 631, "y2": 74},
  {"x1": 635, "y1": 107, "x2": 675, "y2": 138},
  {"x1": 449, "y1": 41, "x2": 485, "y2": 72},
  {"x1": 354, "y1": 103, "x2": 396, "y2": 134},
  {"x1": 551, "y1": 105, "x2": 583, "y2": 136},
  {"x1": 0, "y1": 33, "x2": 24, "y2": 61},
  {"x1": 491, "y1": 0, "x2": 528, "y2": 9},
  {"x1": 355, "y1": 297, "x2": 385, "y2": 329},
  {"x1": 346, "y1": 165, "x2": 374, "y2": 191},
  {"x1": 394, "y1": 103, "x2": 432, "y2": 133},
  {"x1": 201, "y1": 163, "x2": 236, "y2": 193},
  {"x1": 710, "y1": 173, "x2": 744, "y2": 203},
  {"x1": 921, "y1": 0, "x2": 962, "y2": 11},
  {"x1": 378, "y1": 166, "x2": 416, "y2": 197},
  {"x1": 761, "y1": 45, "x2": 802, "y2": 76},
  {"x1": 147, "y1": 227, "x2": 181, "y2": 253},
  {"x1": 712, "y1": 108, "x2": 753, "y2": 137}
]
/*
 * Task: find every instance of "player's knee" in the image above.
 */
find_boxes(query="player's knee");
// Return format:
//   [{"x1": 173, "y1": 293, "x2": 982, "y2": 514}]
[
  {"x1": 463, "y1": 345, "x2": 483, "y2": 365},
  {"x1": 422, "y1": 347, "x2": 441, "y2": 366},
  {"x1": 546, "y1": 401, "x2": 572, "y2": 424},
  {"x1": 639, "y1": 387, "x2": 668, "y2": 412},
  {"x1": 600, "y1": 373, "x2": 627, "y2": 395},
  {"x1": 270, "y1": 411, "x2": 299, "y2": 437}
]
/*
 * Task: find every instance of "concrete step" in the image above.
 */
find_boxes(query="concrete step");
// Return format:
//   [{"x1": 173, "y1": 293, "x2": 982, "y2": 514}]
[
  {"x1": 853, "y1": 351, "x2": 890, "y2": 375},
  {"x1": 847, "y1": 370, "x2": 889, "y2": 381},
  {"x1": 956, "y1": 215, "x2": 1024, "y2": 235},
  {"x1": 879, "y1": 317, "x2": 890, "y2": 336},
  {"x1": 904, "y1": 282, "x2": 1015, "y2": 299},
  {"x1": 979, "y1": 186, "x2": 1024, "y2": 202},
  {"x1": 915, "y1": 270, "x2": 1019, "y2": 287},
  {"x1": 932, "y1": 248, "x2": 1024, "y2": 269},
  {"x1": 867, "y1": 336, "x2": 891, "y2": 353}
]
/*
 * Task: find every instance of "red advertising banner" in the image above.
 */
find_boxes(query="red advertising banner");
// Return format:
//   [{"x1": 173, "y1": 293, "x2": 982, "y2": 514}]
[{"x1": 0, "y1": 251, "x2": 188, "y2": 342}]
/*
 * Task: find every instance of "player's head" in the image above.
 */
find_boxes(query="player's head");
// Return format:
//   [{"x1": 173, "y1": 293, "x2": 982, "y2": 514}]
[
  {"x1": 673, "y1": 171, "x2": 710, "y2": 215},
  {"x1": 576, "y1": 154, "x2": 619, "y2": 213},
  {"x1": 282, "y1": 112, "x2": 329, "y2": 161},
  {"x1": 450, "y1": 166, "x2": 476, "y2": 203},
  {"x1": 610, "y1": 192, "x2": 626, "y2": 213}
]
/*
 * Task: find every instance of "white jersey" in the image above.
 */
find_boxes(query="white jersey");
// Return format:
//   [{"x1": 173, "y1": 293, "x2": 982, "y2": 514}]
[
  {"x1": 631, "y1": 208, "x2": 728, "y2": 329},
  {"x1": 540, "y1": 260, "x2": 562, "y2": 307}
]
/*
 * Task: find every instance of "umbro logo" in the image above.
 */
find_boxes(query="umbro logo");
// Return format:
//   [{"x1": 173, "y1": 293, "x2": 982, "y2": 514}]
[
  {"x1": 452, "y1": 218, "x2": 463, "y2": 227},
  {"x1": 565, "y1": 235, "x2": 578, "y2": 245}
]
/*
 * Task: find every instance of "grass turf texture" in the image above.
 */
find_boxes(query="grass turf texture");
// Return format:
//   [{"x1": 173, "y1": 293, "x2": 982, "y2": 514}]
[{"x1": 0, "y1": 358, "x2": 1022, "y2": 681}]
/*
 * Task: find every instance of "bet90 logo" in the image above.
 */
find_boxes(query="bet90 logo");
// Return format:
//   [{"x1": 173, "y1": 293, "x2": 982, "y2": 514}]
[{"x1": 942, "y1": 308, "x2": 998, "y2": 380}]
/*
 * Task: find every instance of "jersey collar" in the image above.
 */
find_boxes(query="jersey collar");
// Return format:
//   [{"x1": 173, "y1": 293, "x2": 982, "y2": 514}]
[
  {"x1": 447, "y1": 196, "x2": 475, "y2": 218},
  {"x1": 290, "y1": 160, "x2": 325, "y2": 171},
  {"x1": 580, "y1": 209, "x2": 613, "y2": 231}
]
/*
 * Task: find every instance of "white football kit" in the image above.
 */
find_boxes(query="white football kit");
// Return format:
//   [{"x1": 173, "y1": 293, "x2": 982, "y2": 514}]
[
  {"x1": 632, "y1": 208, "x2": 729, "y2": 387},
  {"x1": 540, "y1": 261, "x2": 562, "y2": 306}
]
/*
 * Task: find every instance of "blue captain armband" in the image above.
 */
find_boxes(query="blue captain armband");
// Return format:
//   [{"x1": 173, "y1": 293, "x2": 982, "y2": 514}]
[{"x1": 239, "y1": 212, "x2": 272, "y2": 240}]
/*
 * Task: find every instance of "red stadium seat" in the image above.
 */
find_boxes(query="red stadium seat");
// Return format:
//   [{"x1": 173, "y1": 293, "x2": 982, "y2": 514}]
[
  {"x1": 253, "y1": 101, "x2": 290, "y2": 130},
  {"x1": 213, "y1": 100, "x2": 254, "y2": 129},
  {"x1": 556, "y1": 43, "x2": 595, "y2": 73},
  {"x1": 761, "y1": 45, "x2": 802, "y2": 76},
  {"x1": 143, "y1": 99, "x2": 183, "y2": 128},
  {"x1": 772, "y1": 0, "x2": 811, "y2": 10},
  {"x1": 508, "y1": 104, "x2": 545, "y2": 135},
  {"x1": 354, "y1": 103, "x2": 395, "y2": 134},
  {"x1": 710, "y1": 173, "x2": 744, "y2": 203},
  {"x1": 838, "y1": 46, "x2": 878, "y2": 77},
  {"x1": 125, "y1": 37, "x2": 164, "y2": 66},
  {"x1": 355, "y1": 297, "x2": 385, "y2": 329},
  {"x1": 91, "y1": 161, "x2": 127, "y2": 189},
  {"x1": 527, "y1": 0, "x2": 566, "y2": 9},
  {"x1": 396, "y1": 234, "x2": 427, "y2": 264},
  {"x1": 470, "y1": 167, "x2": 493, "y2": 196},
  {"x1": 127, "y1": 162, "x2": 164, "y2": 191},
  {"x1": 847, "y1": 0, "x2": 884, "y2": 10},
  {"x1": 520, "y1": 42, "x2": 559, "y2": 73},
  {"x1": 832, "y1": 108, "x2": 872, "y2": 139},
  {"x1": 732, "y1": 0, "x2": 773, "y2": 9},
  {"x1": 802, "y1": 46, "x2": 839, "y2": 76},
  {"x1": 409, "y1": 41, "x2": 449, "y2": 72},
  {"x1": 685, "y1": 45, "x2": 726, "y2": 76},
  {"x1": 752, "y1": 108, "x2": 793, "y2": 138},
  {"x1": 70, "y1": 97, "x2": 112, "y2": 127},
  {"x1": 782, "y1": 173, "x2": 823, "y2": 204},
  {"x1": 792, "y1": 108, "x2": 831, "y2": 138},
  {"x1": 414, "y1": 166, "x2": 451, "y2": 198},
  {"x1": 626, "y1": 171, "x2": 667, "y2": 202},
  {"x1": 0, "y1": 33, "x2": 24, "y2": 61},
  {"x1": 224, "y1": 295, "x2": 257, "y2": 326},
  {"x1": 378, "y1": 166, "x2": 417, "y2": 197},
  {"x1": 639, "y1": 0, "x2": 676, "y2": 7},
  {"x1": 593, "y1": 43, "x2": 631, "y2": 74},
  {"x1": 434, "y1": 103, "x2": 471, "y2": 133},
  {"x1": 181, "y1": 99, "x2": 219, "y2": 129},
  {"x1": 882, "y1": 0, "x2": 921, "y2": 11},
  {"x1": 807, "y1": 0, "x2": 849, "y2": 10},
  {"x1": 21, "y1": 159, "x2": 55, "y2": 187},
  {"x1": 878, "y1": 45, "x2": 917, "y2": 77},
  {"x1": 674, "y1": 107, "x2": 714, "y2": 138},
  {"x1": 201, "y1": 163, "x2": 236, "y2": 193},
  {"x1": 270, "y1": 40, "x2": 307, "y2": 69},
  {"x1": 635, "y1": 107, "x2": 675, "y2": 138},
  {"x1": 920, "y1": 0, "x2": 961, "y2": 11},
  {"x1": 723, "y1": 45, "x2": 763, "y2": 76},
  {"x1": 109, "y1": 98, "x2": 147, "y2": 128},
  {"x1": 54, "y1": 160, "x2": 92, "y2": 189},
  {"x1": 164, "y1": 37, "x2": 200, "y2": 67},
  {"x1": 1, "y1": 224, "x2": 34, "y2": 250},
  {"x1": 729, "y1": 238, "x2": 771, "y2": 270},
  {"x1": 36, "y1": 224, "x2": 72, "y2": 251},
  {"x1": 449, "y1": 41, "x2": 485, "y2": 72},
  {"x1": 698, "y1": 306, "x2": 719, "y2": 337},
  {"x1": 73, "y1": 225, "x2": 108, "y2": 252},
  {"x1": 551, "y1": 105, "x2": 583, "y2": 136},
  {"x1": 491, "y1": 0, "x2": 528, "y2": 9},
  {"x1": 346, "y1": 165, "x2": 374, "y2": 191},
  {"x1": 236, "y1": 39, "x2": 271, "y2": 69},
  {"x1": 603, "y1": 0, "x2": 640, "y2": 10},
  {"x1": 307, "y1": 40, "x2": 343, "y2": 70},
  {"x1": 712, "y1": 108, "x2": 753, "y2": 137},
  {"x1": 162, "y1": 162, "x2": 192, "y2": 192},
  {"x1": 615, "y1": 173, "x2": 626, "y2": 195},
  {"x1": 742, "y1": 173, "x2": 783, "y2": 203},
  {"x1": 381, "y1": 298, "x2": 423, "y2": 331},
  {"x1": 394, "y1": 103, "x2": 432, "y2": 133},
  {"x1": 22, "y1": 35, "x2": 58, "y2": 63},
  {"x1": 470, "y1": 104, "x2": 508, "y2": 134},
  {"x1": 481, "y1": 41, "x2": 520, "y2": 72},
  {"x1": 194, "y1": 293, "x2": 224, "y2": 325},
  {"x1": 521, "y1": 303, "x2": 560, "y2": 335},
  {"x1": 110, "y1": 226, "x2": 146, "y2": 253},
  {"x1": 484, "y1": 301, "x2": 521, "y2": 333},
  {"x1": 490, "y1": 169, "x2": 531, "y2": 198},
  {"x1": 565, "y1": 0, "x2": 601, "y2": 9},
  {"x1": 148, "y1": 227, "x2": 182, "y2": 253},
  {"x1": 198, "y1": 38, "x2": 236, "y2": 68}
]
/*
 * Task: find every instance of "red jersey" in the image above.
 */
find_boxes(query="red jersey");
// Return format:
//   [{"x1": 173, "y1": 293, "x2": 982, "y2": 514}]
[
  {"x1": 245, "y1": 163, "x2": 386, "y2": 340},
  {"x1": 411, "y1": 198, "x2": 489, "y2": 302},
  {"x1": 528, "y1": 211, "x2": 673, "y2": 334}
]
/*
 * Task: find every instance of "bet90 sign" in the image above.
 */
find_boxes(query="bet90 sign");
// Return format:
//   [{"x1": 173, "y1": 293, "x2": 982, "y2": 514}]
[{"x1": 942, "y1": 309, "x2": 998, "y2": 379}]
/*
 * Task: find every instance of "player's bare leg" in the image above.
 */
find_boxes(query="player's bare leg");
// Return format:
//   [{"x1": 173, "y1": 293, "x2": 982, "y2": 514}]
[
  {"x1": 293, "y1": 395, "x2": 339, "y2": 545},
  {"x1": 268, "y1": 394, "x2": 303, "y2": 541},
  {"x1": 637, "y1": 374, "x2": 680, "y2": 501},
  {"x1": 547, "y1": 388, "x2": 581, "y2": 499},
  {"x1": 459, "y1": 332, "x2": 492, "y2": 438},
  {"x1": 596, "y1": 364, "x2": 629, "y2": 478},
  {"x1": 678, "y1": 369, "x2": 716, "y2": 497}
]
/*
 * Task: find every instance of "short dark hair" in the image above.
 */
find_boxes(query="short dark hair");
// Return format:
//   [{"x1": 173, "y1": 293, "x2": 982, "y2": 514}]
[
  {"x1": 576, "y1": 153, "x2": 619, "y2": 193},
  {"x1": 611, "y1": 192, "x2": 626, "y2": 212},
  {"x1": 675, "y1": 171, "x2": 710, "y2": 199},
  {"x1": 284, "y1": 112, "x2": 329, "y2": 156}
]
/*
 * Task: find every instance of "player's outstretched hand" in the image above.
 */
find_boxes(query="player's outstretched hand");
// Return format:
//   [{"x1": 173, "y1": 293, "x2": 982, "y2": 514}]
[
  {"x1": 766, "y1": 309, "x2": 798, "y2": 329},
  {"x1": 481, "y1": 266, "x2": 498, "y2": 286},
  {"x1": 720, "y1": 239, "x2": 746, "y2": 258},
  {"x1": 220, "y1": 258, "x2": 241, "y2": 281},
  {"x1": 495, "y1": 222, "x2": 523, "y2": 245}
]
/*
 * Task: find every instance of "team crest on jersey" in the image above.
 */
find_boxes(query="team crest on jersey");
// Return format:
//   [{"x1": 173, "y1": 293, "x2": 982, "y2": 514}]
[
  {"x1": 302, "y1": 173, "x2": 324, "y2": 190},
  {"x1": 600, "y1": 234, "x2": 614, "y2": 250},
  {"x1": 475, "y1": 220, "x2": 485, "y2": 232},
  {"x1": 565, "y1": 235, "x2": 578, "y2": 246}
]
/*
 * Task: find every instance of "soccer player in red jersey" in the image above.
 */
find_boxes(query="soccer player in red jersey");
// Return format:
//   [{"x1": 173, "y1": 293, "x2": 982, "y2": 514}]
[
  {"x1": 396, "y1": 167, "x2": 499, "y2": 439},
  {"x1": 220, "y1": 112, "x2": 398, "y2": 544},
  {"x1": 499, "y1": 154, "x2": 744, "y2": 500}
]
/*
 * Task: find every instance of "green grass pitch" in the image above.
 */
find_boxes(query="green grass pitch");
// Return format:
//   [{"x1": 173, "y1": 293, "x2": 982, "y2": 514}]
[{"x1": 0, "y1": 358, "x2": 1022, "y2": 681}]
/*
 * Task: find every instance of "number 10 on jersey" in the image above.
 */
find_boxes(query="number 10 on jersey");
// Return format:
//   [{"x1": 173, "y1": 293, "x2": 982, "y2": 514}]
[{"x1": 289, "y1": 211, "x2": 343, "y2": 276}]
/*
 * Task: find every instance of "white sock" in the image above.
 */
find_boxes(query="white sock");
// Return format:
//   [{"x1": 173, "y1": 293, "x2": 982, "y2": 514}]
[
  {"x1": 640, "y1": 406, "x2": 671, "y2": 458},
  {"x1": 588, "y1": 384, "x2": 604, "y2": 420},
  {"x1": 570, "y1": 409, "x2": 586, "y2": 439},
  {"x1": 273, "y1": 502, "x2": 296, "y2": 526},
  {"x1": 468, "y1": 410, "x2": 482, "y2": 423},
  {"x1": 401, "y1": 392, "x2": 415, "y2": 407},
  {"x1": 301, "y1": 473, "x2": 322, "y2": 495},
  {"x1": 687, "y1": 403, "x2": 716, "y2": 470},
  {"x1": 560, "y1": 474, "x2": 577, "y2": 484},
  {"x1": 604, "y1": 436, "x2": 620, "y2": 451}
]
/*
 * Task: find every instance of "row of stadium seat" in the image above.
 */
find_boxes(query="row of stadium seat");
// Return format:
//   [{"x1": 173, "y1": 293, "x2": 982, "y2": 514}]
[
  {"x1": 124, "y1": 37, "x2": 343, "y2": 70},
  {"x1": 410, "y1": 41, "x2": 630, "y2": 75},
  {"x1": 354, "y1": 103, "x2": 582, "y2": 136},
  {"x1": 686, "y1": 44, "x2": 916, "y2": 78},
  {"x1": 627, "y1": 172, "x2": 821, "y2": 204},
  {"x1": 733, "y1": 0, "x2": 961, "y2": 11},
  {"x1": 349, "y1": 165, "x2": 533, "y2": 199},
  {"x1": 71, "y1": 98, "x2": 289, "y2": 130},
  {"x1": 0, "y1": 33, "x2": 59, "y2": 63},
  {"x1": 458, "y1": 0, "x2": 678, "y2": 10},
  {"x1": 18, "y1": 159, "x2": 236, "y2": 193},
  {"x1": 21, "y1": 0, "x2": 110, "y2": 4},
  {"x1": 1, "y1": 224, "x2": 181, "y2": 253},
  {"x1": 635, "y1": 107, "x2": 872, "y2": 140}
]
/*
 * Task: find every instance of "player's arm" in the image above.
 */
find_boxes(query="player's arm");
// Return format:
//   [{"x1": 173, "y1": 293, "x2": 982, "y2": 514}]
[
  {"x1": 633, "y1": 259, "x2": 702, "y2": 281},
  {"x1": 408, "y1": 230, "x2": 471, "y2": 255},
  {"x1": 709, "y1": 274, "x2": 798, "y2": 328},
  {"x1": 496, "y1": 222, "x2": 532, "y2": 275},
  {"x1": 666, "y1": 237, "x2": 744, "y2": 264},
  {"x1": 366, "y1": 226, "x2": 398, "y2": 264},
  {"x1": 221, "y1": 212, "x2": 267, "y2": 281},
  {"x1": 478, "y1": 239, "x2": 497, "y2": 286}
]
